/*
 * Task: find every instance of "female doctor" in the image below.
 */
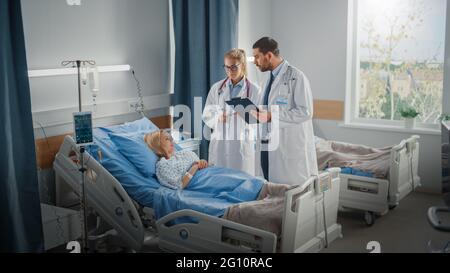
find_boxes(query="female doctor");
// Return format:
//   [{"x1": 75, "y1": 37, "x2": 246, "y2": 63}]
[{"x1": 202, "y1": 49, "x2": 260, "y2": 175}]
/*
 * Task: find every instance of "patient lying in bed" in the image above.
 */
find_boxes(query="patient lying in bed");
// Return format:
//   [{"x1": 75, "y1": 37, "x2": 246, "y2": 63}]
[
  {"x1": 144, "y1": 130, "x2": 294, "y2": 236},
  {"x1": 144, "y1": 129, "x2": 210, "y2": 190}
]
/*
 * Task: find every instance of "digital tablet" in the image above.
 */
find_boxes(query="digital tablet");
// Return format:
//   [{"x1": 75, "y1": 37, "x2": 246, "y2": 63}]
[{"x1": 225, "y1": 98, "x2": 260, "y2": 124}]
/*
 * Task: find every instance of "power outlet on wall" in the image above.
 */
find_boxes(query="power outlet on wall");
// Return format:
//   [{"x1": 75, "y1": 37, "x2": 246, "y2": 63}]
[
  {"x1": 66, "y1": 0, "x2": 81, "y2": 6},
  {"x1": 128, "y1": 99, "x2": 140, "y2": 113}
]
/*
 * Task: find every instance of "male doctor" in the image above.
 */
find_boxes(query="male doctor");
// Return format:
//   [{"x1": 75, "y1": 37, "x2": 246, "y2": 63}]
[{"x1": 251, "y1": 37, "x2": 318, "y2": 185}]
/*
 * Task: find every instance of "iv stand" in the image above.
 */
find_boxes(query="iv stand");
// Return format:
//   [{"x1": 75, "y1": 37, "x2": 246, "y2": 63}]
[{"x1": 62, "y1": 60, "x2": 95, "y2": 253}]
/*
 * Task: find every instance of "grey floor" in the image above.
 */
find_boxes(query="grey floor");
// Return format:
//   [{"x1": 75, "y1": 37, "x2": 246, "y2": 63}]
[{"x1": 321, "y1": 192, "x2": 450, "y2": 253}]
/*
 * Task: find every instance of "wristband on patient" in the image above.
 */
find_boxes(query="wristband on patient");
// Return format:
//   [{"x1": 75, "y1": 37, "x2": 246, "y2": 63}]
[{"x1": 185, "y1": 172, "x2": 193, "y2": 179}]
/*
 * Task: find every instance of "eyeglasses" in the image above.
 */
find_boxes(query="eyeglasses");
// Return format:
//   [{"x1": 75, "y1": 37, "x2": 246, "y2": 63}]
[{"x1": 223, "y1": 63, "x2": 241, "y2": 72}]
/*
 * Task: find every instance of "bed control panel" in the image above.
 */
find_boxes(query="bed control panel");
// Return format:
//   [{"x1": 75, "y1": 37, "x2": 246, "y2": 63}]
[
  {"x1": 347, "y1": 179, "x2": 378, "y2": 194},
  {"x1": 315, "y1": 175, "x2": 332, "y2": 194}
]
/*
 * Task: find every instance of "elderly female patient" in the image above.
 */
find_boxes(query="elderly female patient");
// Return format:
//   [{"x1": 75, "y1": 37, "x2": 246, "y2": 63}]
[
  {"x1": 144, "y1": 129, "x2": 208, "y2": 190},
  {"x1": 144, "y1": 130, "x2": 293, "y2": 236},
  {"x1": 145, "y1": 129, "x2": 288, "y2": 193}
]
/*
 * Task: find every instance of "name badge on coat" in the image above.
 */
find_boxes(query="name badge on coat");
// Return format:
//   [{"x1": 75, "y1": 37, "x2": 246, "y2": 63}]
[{"x1": 276, "y1": 97, "x2": 289, "y2": 105}]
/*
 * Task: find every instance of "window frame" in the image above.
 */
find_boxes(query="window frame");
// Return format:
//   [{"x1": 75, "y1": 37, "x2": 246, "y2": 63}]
[{"x1": 345, "y1": 0, "x2": 444, "y2": 132}]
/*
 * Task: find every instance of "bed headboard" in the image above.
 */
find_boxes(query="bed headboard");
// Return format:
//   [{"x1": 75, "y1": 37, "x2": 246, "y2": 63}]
[
  {"x1": 35, "y1": 115, "x2": 172, "y2": 169},
  {"x1": 313, "y1": 100, "x2": 344, "y2": 121}
]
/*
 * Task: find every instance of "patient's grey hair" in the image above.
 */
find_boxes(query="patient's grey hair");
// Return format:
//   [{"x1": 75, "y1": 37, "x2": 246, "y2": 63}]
[{"x1": 144, "y1": 130, "x2": 165, "y2": 157}]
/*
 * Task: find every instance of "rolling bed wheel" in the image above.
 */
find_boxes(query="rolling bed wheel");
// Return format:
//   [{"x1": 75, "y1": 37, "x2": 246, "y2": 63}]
[{"x1": 364, "y1": 211, "x2": 376, "y2": 226}]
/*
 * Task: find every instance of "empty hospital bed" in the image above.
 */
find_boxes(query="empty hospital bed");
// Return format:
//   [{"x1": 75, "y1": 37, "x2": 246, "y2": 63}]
[
  {"x1": 53, "y1": 118, "x2": 342, "y2": 253},
  {"x1": 316, "y1": 136, "x2": 421, "y2": 226}
]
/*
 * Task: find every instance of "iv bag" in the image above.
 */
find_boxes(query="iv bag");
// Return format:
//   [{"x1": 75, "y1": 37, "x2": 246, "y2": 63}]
[
  {"x1": 81, "y1": 66, "x2": 88, "y2": 85},
  {"x1": 88, "y1": 66, "x2": 100, "y2": 95}
]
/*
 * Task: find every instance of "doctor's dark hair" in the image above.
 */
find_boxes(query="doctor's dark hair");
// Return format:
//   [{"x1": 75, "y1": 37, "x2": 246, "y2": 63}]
[
  {"x1": 252, "y1": 37, "x2": 280, "y2": 56},
  {"x1": 224, "y1": 48, "x2": 248, "y2": 77}
]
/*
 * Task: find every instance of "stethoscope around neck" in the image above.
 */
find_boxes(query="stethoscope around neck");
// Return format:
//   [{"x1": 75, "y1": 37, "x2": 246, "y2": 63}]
[
  {"x1": 218, "y1": 77, "x2": 251, "y2": 99},
  {"x1": 217, "y1": 77, "x2": 253, "y2": 134}
]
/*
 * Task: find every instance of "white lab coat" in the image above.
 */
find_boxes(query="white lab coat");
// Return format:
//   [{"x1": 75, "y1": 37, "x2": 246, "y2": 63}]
[
  {"x1": 256, "y1": 61, "x2": 319, "y2": 185},
  {"x1": 202, "y1": 78, "x2": 261, "y2": 175}
]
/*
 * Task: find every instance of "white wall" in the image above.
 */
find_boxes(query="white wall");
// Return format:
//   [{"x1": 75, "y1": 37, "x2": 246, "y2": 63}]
[
  {"x1": 22, "y1": 0, "x2": 171, "y2": 137},
  {"x1": 238, "y1": 0, "x2": 272, "y2": 88},
  {"x1": 240, "y1": 0, "x2": 449, "y2": 193},
  {"x1": 272, "y1": 0, "x2": 349, "y2": 101}
]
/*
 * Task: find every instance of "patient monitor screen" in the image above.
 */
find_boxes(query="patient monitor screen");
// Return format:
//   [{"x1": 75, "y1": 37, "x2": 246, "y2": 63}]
[{"x1": 73, "y1": 112, "x2": 93, "y2": 145}]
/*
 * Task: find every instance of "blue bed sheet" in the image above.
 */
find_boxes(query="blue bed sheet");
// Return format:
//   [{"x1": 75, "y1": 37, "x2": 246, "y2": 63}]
[{"x1": 340, "y1": 167, "x2": 374, "y2": 178}]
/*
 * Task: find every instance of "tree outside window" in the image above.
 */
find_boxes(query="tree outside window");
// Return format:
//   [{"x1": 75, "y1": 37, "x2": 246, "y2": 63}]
[{"x1": 356, "y1": 0, "x2": 446, "y2": 124}]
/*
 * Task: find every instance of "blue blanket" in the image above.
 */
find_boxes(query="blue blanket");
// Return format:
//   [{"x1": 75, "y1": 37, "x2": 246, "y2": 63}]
[{"x1": 152, "y1": 167, "x2": 265, "y2": 220}]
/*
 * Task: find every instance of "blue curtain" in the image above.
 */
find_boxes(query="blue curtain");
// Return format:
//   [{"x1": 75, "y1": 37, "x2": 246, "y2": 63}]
[
  {"x1": 172, "y1": 0, "x2": 239, "y2": 160},
  {"x1": 0, "y1": 0, "x2": 44, "y2": 252}
]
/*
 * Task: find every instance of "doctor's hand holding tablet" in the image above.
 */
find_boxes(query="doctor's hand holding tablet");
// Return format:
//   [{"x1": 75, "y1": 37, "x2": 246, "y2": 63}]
[{"x1": 250, "y1": 109, "x2": 271, "y2": 123}]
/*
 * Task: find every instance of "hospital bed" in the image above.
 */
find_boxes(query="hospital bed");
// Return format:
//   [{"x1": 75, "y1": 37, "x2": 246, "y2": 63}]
[
  {"x1": 53, "y1": 119, "x2": 343, "y2": 253},
  {"x1": 319, "y1": 136, "x2": 421, "y2": 226}
]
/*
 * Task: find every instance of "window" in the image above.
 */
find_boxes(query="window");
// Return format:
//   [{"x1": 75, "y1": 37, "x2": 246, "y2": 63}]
[{"x1": 347, "y1": 0, "x2": 447, "y2": 129}]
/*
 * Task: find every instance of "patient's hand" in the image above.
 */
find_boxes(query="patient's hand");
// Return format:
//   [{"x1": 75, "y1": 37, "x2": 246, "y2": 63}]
[{"x1": 197, "y1": 160, "x2": 209, "y2": 169}]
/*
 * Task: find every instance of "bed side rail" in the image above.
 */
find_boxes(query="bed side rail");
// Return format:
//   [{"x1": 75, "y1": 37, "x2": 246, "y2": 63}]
[
  {"x1": 54, "y1": 135, "x2": 145, "y2": 250},
  {"x1": 391, "y1": 135, "x2": 420, "y2": 151},
  {"x1": 281, "y1": 168, "x2": 341, "y2": 252},
  {"x1": 156, "y1": 209, "x2": 277, "y2": 253},
  {"x1": 388, "y1": 135, "x2": 421, "y2": 203},
  {"x1": 282, "y1": 168, "x2": 340, "y2": 217}
]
